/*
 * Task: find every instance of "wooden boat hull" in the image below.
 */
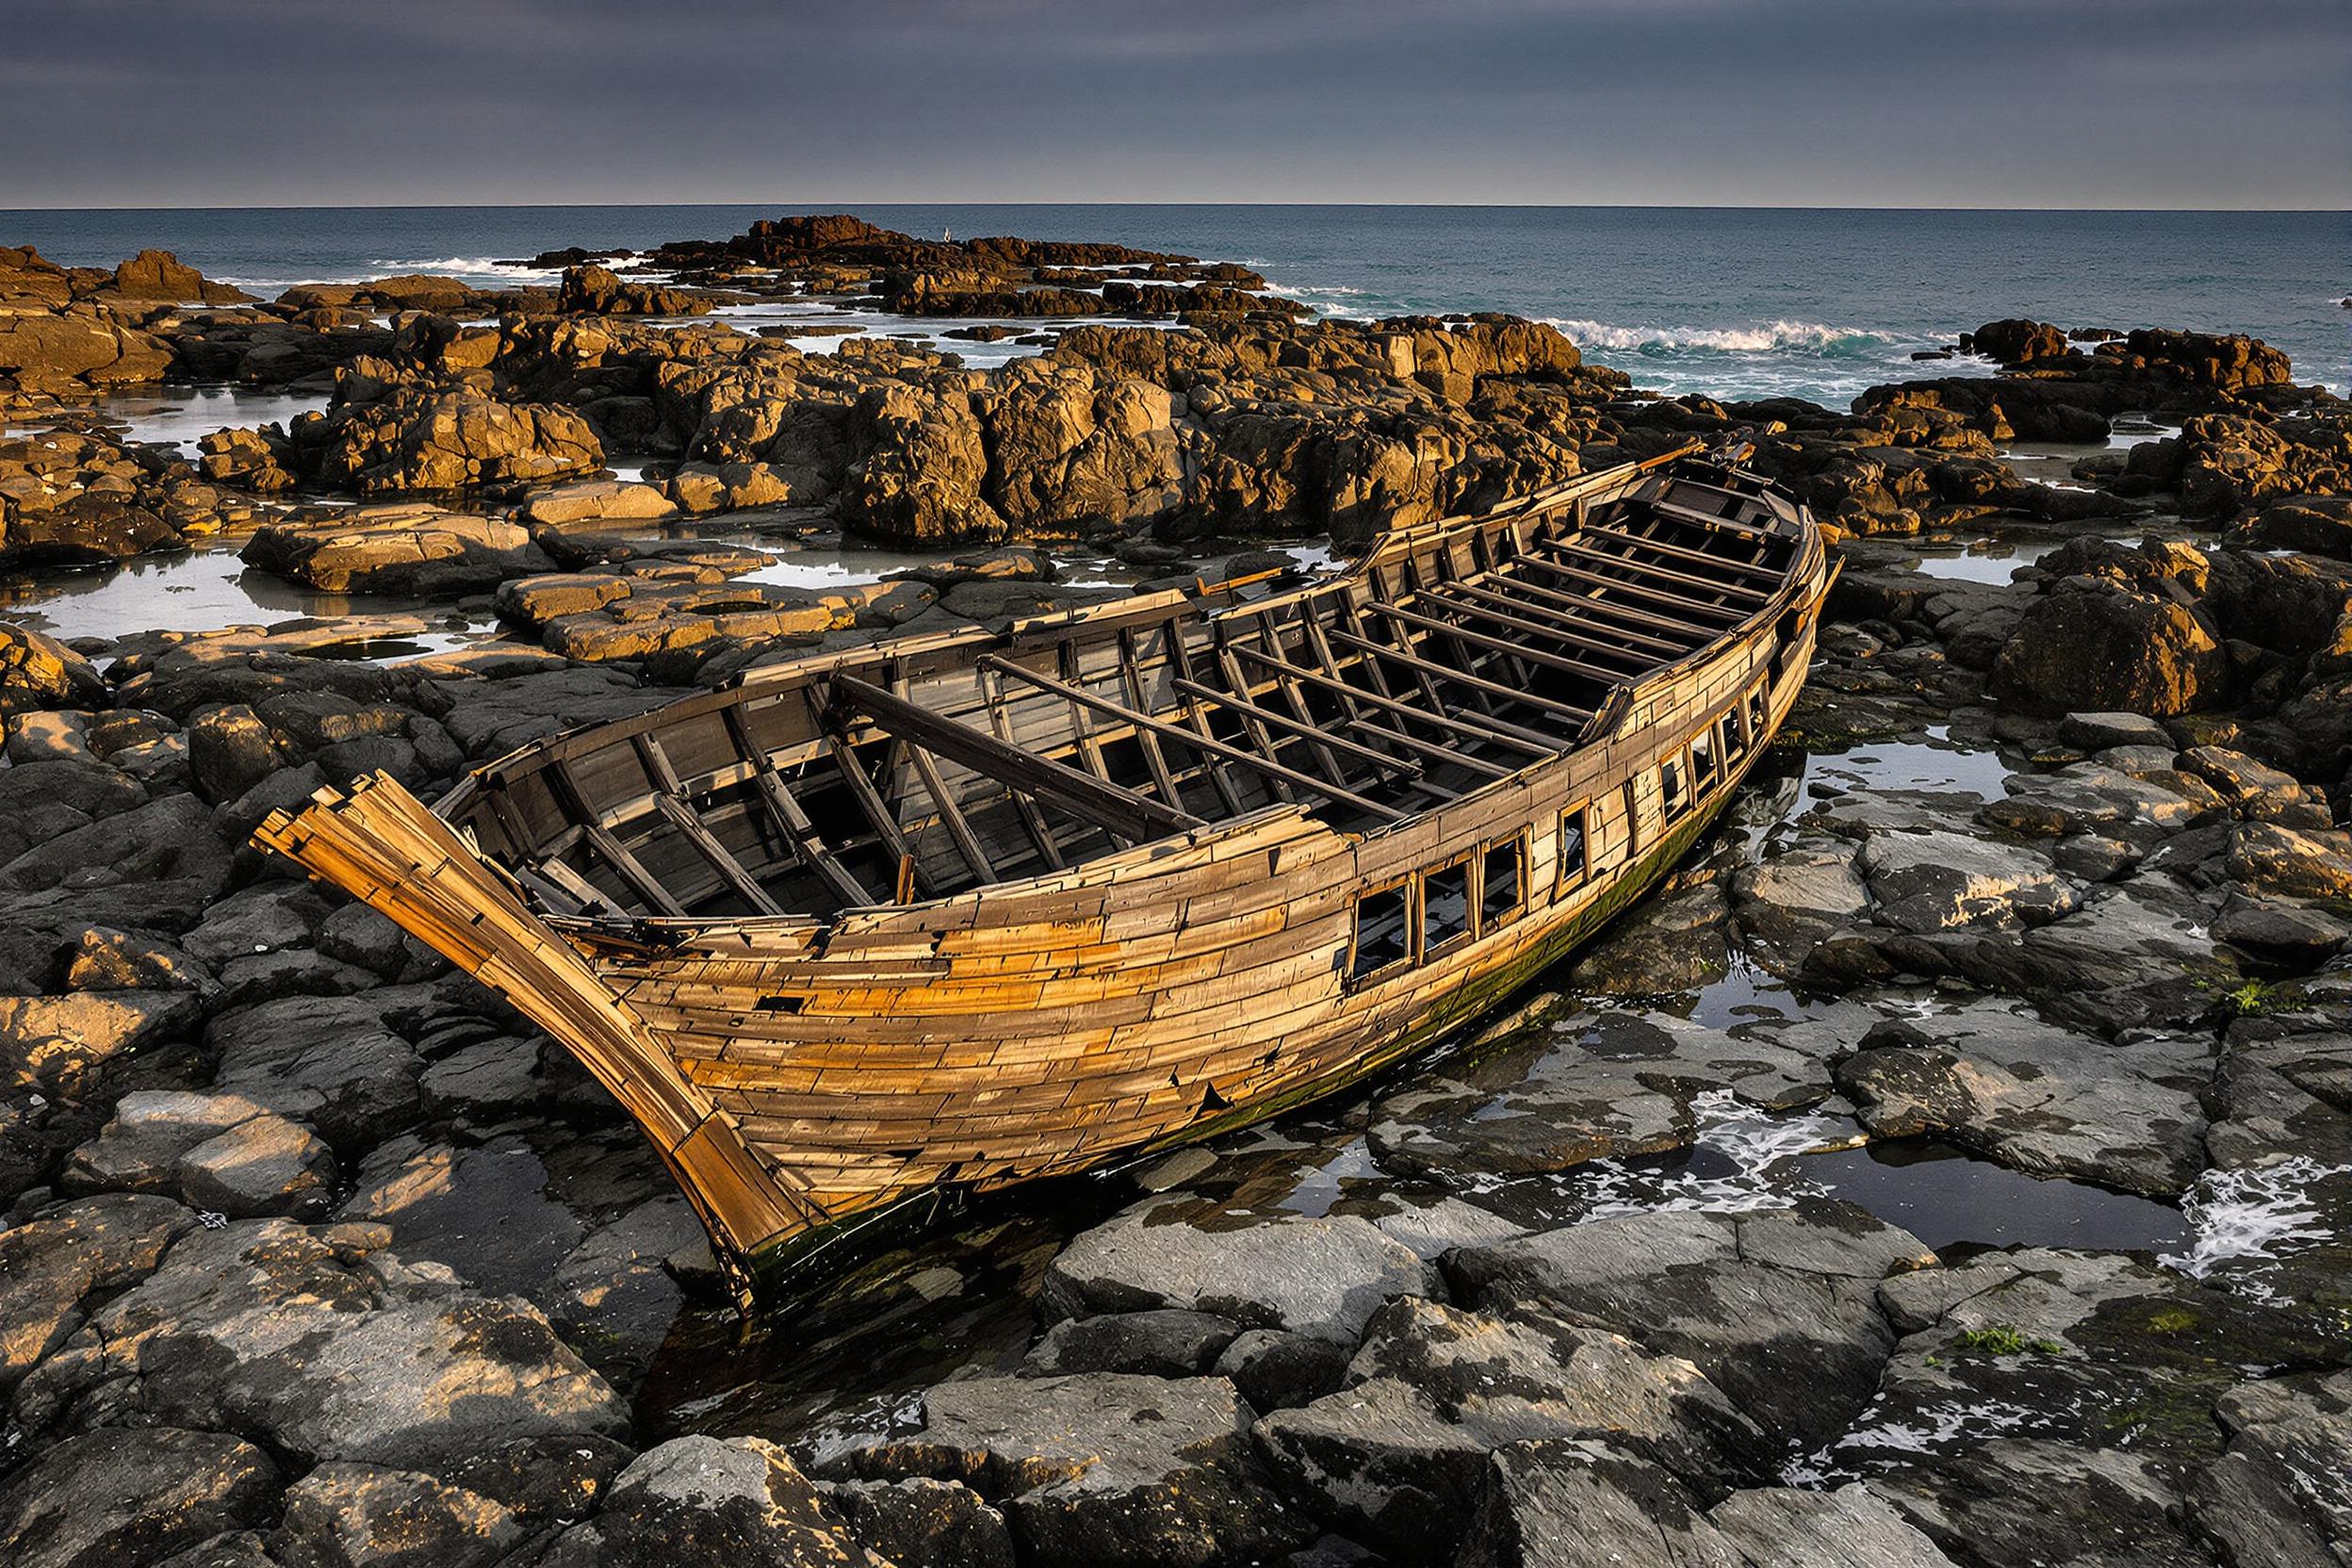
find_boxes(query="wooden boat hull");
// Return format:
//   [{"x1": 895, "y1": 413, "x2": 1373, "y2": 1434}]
[{"x1": 258, "y1": 446, "x2": 1831, "y2": 1305}]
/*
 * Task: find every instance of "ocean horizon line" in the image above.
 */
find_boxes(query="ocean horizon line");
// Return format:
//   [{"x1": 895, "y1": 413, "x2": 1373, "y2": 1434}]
[{"x1": 6, "y1": 200, "x2": 2347, "y2": 218}]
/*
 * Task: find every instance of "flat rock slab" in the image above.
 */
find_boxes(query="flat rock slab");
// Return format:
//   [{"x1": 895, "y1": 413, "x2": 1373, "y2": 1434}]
[
  {"x1": 241, "y1": 505, "x2": 556, "y2": 596},
  {"x1": 1854, "y1": 828, "x2": 2078, "y2": 933},
  {"x1": 1707, "y1": 1483, "x2": 1959, "y2": 1567},
  {"x1": 822, "y1": 1373, "x2": 1313, "y2": 1568},
  {"x1": 1042, "y1": 1194, "x2": 1429, "y2": 1342},
  {"x1": 1458, "y1": 1439, "x2": 1738, "y2": 1568},
  {"x1": 1834, "y1": 999, "x2": 2213, "y2": 1194},
  {"x1": 1446, "y1": 1200, "x2": 1936, "y2": 1447},
  {"x1": 1367, "y1": 1010, "x2": 1831, "y2": 1181}
]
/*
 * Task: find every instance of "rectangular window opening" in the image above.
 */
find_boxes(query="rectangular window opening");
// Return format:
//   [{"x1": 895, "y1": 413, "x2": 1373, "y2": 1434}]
[
  {"x1": 1480, "y1": 837, "x2": 1525, "y2": 929},
  {"x1": 1557, "y1": 808, "x2": 1590, "y2": 890},
  {"x1": 1349, "y1": 882, "x2": 1413, "y2": 981},
  {"x1": 1662, "y1": 758, "x2": 1688, "y2": 821},
  {"x1": 1423, "y1": 858, "x2": 1472, "y2": 956}
]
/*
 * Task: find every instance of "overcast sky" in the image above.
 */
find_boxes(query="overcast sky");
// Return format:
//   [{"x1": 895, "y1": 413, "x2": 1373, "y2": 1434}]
[{"x1": 2, "y1": 0, "x2": 2344, "y2": 209}]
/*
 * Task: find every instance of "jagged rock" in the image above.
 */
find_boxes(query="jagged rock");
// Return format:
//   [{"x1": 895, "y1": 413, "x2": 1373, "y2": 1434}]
[
  {"x1": 539, "y1": 1435, "x2": 878, "y2": 1567},
  {"x1": 1991, "y1": 577, "x2": 2228, "y2": 715},
  {"x1": 1446, "y1": 1202, "x2": 1936, "y2": 1446},
  {"x1": 314, "y1": 389, "x2": 605, "y2": 494},
  {"x1": 63, "y1": 1089, "x2": 271, "y2": 1195},
  {"x1": 2186, "y1": 1370, "x2": 2352, "y2": 1568},
  {"x1": 173, "y1": 1109, "x2": 339, "y2": 1218},
  {"x1": 1043, "y1": 1194, "x2": 1429, "y2": 1341},
  {"x1": 1212, "y1": 1329, "x2": 1356, "y2": 1414},
  {"x1": 822, "y1": 1373, "x2": 1313, "y2": 1567},
  {"x1": 2226, "y1": 822, "x2": 2352, "y2": 901},
  {"x1": 0, "y1": 988, "x2": 203, "y2": 1089},
  {"x1": 0, "y1": 1427, "x2": 281, "y2": 1568},
  {"x1": 1254, "y1": 1298, "x2": 1769, "y2": 1557},
  {"x1": 12, "y1": 1217, "x2": 629, "y2": 1467},
  {"x1": 822, "y1": 1478, "x2": 1017, "y2": 1568},
  {"x1": 841, "y1": 384, "x2": 1007, "y2": 545},
  {"x1": 0, "y1": 622, "x2": 107, "y2": 714},
  {"x1": 1021, "y1": 1308, "x2": 1242, "y2": 1378},
  {"x1": 0, "y1": 1192, "x2": 195, "y2": 1389},
  {"x1": 1833, "y1": 1004, "x2": 2211, "y2": 1194},
  {"x1": 270, "y1": 1463, "x2": 522, "y2": 1568}
]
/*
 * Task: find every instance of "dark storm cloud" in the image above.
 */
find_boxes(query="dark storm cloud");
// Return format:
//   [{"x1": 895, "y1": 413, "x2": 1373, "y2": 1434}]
[{"x1": 0, "y1": 0, "x2": 2342, "y2": 206}]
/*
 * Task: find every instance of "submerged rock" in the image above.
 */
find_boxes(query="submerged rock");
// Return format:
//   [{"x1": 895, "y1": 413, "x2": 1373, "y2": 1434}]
[{"x1": 1834, "y1": 1002, "x2": 2212, "y2": 1194}]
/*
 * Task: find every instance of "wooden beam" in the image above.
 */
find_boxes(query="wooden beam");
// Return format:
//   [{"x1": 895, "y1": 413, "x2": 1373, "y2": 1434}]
[
  {"x1": 1169, "y1": 676, "x2": 1423, "y2": 780},
  {"x1": 1458, "y1": 570, "x2": 1700, "y2": 656},
  {"x1": 543, "y1": 759, "x2": 685, "y2": 916},
  {"x1": 631, "y1": 733, "x2": 787, "y2": 916},
  {"x1": 1508, "y1": 550, "x2": 1746, "y2": 628},
  {"x1": 904, "y1": 739, "x2": 996, "y2": 882},
  {"x1": 1114, "y1": 628, "x2": 1192, "y2": 816},
  {"x1": 796, "y1": 693, "x2": 931, "y2": 898},
  {"x1": 1579, "y1": 523, "x2": 1781, "y2": 590},
  {"x1": 1226, "y1": 644, "x2": 1560, "y2": 759},
  {"x1": 1425, "y1": 580, "x2": 1680, "y2": 665},
  {"x1": 1154, "y1": 618, "x2": 1254, "y2": 814},
  {"x1": 1541, "y1": 537, "x2": 1771, "y2": 607},
  {"x1": 978, "y1": 655, "x2": 1404, "y2": 822},
  {"x1": 648, "y1": 793, "x2": 786, "y2": 915},
  {"x1": 1368, "y1": 601, "x2": 1632, "y2": 687},
  {"x1": 717, "y1": 706, "x2": 879, "y2": 909},
  {"x1": 830, "y1": 674, "x2": 1203, "y2": 844},
  {"x1": 977, "y1": 662, "x2": 1069, "y2": 872},
  {"x1": 1325, "y1": 626, "x2": 1595, "y2": 726}
]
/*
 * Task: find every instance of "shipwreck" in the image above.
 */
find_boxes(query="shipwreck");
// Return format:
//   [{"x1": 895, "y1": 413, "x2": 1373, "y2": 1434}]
[{"x1": 257, "y1": 440, "x2": 1833, "y2": 1305}]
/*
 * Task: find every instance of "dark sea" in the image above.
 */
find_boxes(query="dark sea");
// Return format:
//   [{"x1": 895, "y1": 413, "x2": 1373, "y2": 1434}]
[{"x1": 3, "y1": 204, "x2": 2343, "y2": 407}]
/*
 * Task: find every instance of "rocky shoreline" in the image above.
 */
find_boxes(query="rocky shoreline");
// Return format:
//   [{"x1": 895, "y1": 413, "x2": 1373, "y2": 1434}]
[{"x1": 2, "y1": 215, "x2": 2348, "y2": 1568}]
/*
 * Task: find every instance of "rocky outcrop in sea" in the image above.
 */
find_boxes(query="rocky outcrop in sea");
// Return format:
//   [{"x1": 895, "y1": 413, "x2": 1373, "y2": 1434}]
[{"x1": 1, "y1": 216, "x2": 2348, "y2": 1568}]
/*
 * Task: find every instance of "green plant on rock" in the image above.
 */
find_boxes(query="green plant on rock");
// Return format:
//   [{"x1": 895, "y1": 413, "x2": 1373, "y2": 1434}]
[{"x1": 1952, "y1": 1325, "x2": 2066, "y2": 1356}]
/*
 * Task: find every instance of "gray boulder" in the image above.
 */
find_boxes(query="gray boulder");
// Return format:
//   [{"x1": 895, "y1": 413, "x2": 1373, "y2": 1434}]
[{"x1": 539, "y1": 1435, "x2": 879, "y2": 1567}]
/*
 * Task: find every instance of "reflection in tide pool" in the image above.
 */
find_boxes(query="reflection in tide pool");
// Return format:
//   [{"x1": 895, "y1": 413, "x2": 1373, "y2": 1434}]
[
  {"x1": 1799, "y1": 727, "x2": 2015, "y2": 801},
  {"x1": 0, "y1": 544, "x2": 498, "y2": 649},
  {"x1": 4, "y1": 384, "x2": 332, "y2": 454}
]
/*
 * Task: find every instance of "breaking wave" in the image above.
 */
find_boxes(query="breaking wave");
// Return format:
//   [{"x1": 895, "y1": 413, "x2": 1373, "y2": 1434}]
[
  {"x1": 2162, "y1": 1155, "x2": 2346, "y2": 1299},
  {"x1": 367, "y1": 255, "x2": 561, "y2": 281},
  {"x1": 1544, "y1": 317, "x2": 1906, "y2": 357}
]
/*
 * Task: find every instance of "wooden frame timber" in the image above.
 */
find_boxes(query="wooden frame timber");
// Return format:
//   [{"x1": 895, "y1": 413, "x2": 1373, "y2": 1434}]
[{"x1": 254, "y1": 441, "x2": 1833, "y2": 1308}]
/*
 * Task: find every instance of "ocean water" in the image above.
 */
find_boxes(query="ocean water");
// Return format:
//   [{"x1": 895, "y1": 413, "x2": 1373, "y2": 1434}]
[{"x1": 3, "y1": 204, "x2": 2343, "y2": 408}]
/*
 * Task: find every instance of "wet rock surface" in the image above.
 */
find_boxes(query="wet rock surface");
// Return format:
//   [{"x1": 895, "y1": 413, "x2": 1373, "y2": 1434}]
[{"x1": 2, "y1": 222, "x2": 2350, "y2": 1568}]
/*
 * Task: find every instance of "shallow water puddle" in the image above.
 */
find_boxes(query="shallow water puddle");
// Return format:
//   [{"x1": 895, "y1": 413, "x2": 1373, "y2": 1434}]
[{"x1": 1798, "y1": 726, "x2": 2017, "y2": 801}]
